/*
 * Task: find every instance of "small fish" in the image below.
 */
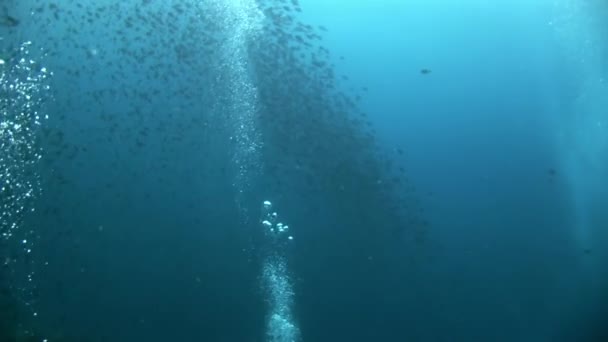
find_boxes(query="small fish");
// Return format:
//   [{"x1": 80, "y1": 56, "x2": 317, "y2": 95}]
[
  {"x1": 420, "y1": 68, "x2": 431, "y2": 75},
  {"x1": 0, "y1": 14, "x2": 19, "y2": 27}
]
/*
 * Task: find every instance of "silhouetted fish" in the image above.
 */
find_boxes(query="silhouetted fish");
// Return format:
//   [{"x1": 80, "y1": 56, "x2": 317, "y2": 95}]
[{"x1": 0, "y1": 14, "x2": 19, "y2": 27}]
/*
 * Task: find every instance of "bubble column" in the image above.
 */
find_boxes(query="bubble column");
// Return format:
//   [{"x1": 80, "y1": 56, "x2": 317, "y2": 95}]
[{"x1": 260, "y1": 200, "x2": 299, "y2": 342}]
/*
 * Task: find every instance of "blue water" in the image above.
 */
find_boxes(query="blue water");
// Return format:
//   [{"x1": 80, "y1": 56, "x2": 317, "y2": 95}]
[{"x1": 1, "y1": 0, "x2": 607, "y2": 341}]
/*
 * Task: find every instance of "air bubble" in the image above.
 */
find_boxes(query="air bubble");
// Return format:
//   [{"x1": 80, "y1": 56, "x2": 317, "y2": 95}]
[{"x1": 263, "y1": 200, "x2": 272, "y2": 210}]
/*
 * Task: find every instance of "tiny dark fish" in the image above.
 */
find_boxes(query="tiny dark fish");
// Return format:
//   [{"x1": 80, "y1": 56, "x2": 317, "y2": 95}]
[
  {"x1": 420, "y1": 68, "x2": 431, "y2": 75},
  {"x1": 547, "y1": 168, "x2": 557, "y2": 177},
  {"x1": 0, "y1": 15, "x2": 19, "y2": 27}
]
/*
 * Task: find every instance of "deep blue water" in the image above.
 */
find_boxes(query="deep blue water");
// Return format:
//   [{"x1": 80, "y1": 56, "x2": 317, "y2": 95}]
[{"x1": 1, "y1": 0, "x2": 607, "y2": 341}]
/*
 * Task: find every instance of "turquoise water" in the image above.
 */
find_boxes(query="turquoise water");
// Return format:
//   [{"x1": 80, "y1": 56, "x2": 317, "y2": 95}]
[{"x1": 1, "y1": 0, "x2": 607, "y2": 341}]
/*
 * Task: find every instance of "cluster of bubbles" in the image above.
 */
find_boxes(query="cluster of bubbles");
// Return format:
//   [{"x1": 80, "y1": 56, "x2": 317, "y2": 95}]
[
  {"x1": 0, "y1": 41, "x2": 51, "y2": 241},
  {"x1": 207, "y1": 0, "x2": 266, "y2": 219},
  {"x1": 261, "y1": 200, "x2": 293, "y2": 241},
  {"x1": 260, "y1": 200, "x2": 299, "y2": 342},
  {"x1": 263, "y1": 259, "x2": 299, "y2": 342},
  {"x1": 0, "y1": 40, "x2": 51, "y2": 339}
]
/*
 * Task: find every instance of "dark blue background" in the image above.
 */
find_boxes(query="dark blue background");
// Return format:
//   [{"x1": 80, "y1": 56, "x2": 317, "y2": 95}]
[{"x1": 2, "y1": 0, "x2": 607, "y2": 341}]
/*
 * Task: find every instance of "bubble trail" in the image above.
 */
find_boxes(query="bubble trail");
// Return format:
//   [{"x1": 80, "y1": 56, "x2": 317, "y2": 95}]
[{"x1": 260, "y1": 200, "x2": 299, "y2": 342}]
